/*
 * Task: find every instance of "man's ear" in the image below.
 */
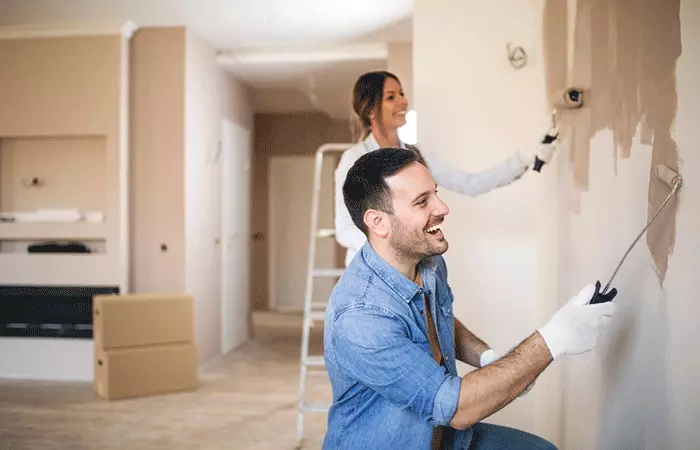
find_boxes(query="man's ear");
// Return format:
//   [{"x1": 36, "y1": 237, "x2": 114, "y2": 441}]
[{"x1": 364, "y1": 209, "x2": 390, "y2": 239}]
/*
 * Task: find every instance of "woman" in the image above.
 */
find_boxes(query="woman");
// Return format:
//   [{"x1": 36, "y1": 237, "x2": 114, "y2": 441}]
[{"x1": 334, "y1": 70, "x2": 557, "y2": 266}]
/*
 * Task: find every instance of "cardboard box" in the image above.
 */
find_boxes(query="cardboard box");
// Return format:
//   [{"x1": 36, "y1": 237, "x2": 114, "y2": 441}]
[
  {"x1": 93, "y1": 294, "x2": 193, "y2": 349},
  {"x1": 94, "y1": 343, "x2": 198, "y2": 400}
]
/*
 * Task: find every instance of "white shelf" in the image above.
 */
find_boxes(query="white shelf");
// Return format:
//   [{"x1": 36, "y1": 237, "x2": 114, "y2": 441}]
[
  {"x1": 0, "y1": 222, "x2": 107, "y2": 240},
  {"x1": 0, "y1": 253, "x2": 117, "y2": 286}
]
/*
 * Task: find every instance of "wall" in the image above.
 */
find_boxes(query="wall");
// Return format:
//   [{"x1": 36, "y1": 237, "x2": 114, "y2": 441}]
[
  {"x1": 130, "y1": 27, "x2": 186, "y2": 294},
  {"x1": 251, "y1": 112, "x2": 351, "y2": 312},
  {"x1": 414, "y1": 0, "x2": 550, "y2": 438},
  {"x1": 0, "y1": 31, "x2": 128, "y2": 380},
  {"x1": 184, "y1": 29, "x2": 253, "y2": 363},
  {"x1": 388, "y1": 42, "x2": 413, "y2": 108},
  {"x1": 415, "y1": 0, "x2": 700, "y2": 448},
  {"x1": 546, "y1": 0, "x2": 700, "y2": 448}
]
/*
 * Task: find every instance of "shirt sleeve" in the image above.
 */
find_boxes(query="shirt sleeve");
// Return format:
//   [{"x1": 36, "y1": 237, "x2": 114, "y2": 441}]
[
  {"x1": 330, "y1": 305, "x2": 461, "y2": 426},
  {"x1": 334, "y1": 148, "x2": 369, "y2": 252},
  {"x1": 421, "y1": 149, "x2": 528, "y2": 196}
]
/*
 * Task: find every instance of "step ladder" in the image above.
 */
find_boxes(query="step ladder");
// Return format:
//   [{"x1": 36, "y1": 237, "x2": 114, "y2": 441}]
[{"x1": 296, "y1": 143, "x2": 352, "y2": 448}]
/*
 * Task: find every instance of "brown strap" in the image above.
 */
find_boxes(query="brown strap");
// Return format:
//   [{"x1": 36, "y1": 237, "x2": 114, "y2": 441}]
[{"x1": 415, "y1": 272, "x2": 453, "y2": 449}]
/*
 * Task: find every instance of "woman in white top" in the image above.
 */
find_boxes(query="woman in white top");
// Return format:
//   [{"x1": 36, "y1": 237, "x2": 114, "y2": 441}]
[{"x1": 335, "y1": 70, "x2": 558, "y2": 266}]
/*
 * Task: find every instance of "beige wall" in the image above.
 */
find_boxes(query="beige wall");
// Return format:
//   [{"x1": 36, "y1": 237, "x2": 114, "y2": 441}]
[
  {"x1": 0, "y1": 136, "x2": 106, "y2": 212},
  {"x1": 415, "y1": 0, "x2": 547, "y2": 436},
  {"x1": 0, "y1": 36, "x2": 120, "y2": 136},
  {"x1": 388, "y1": 42, "x2": 413, "y2": 107},
  {"x1": 184, "y1": 28, "x2": 253, "y2": 363},
  {"x1": 251, "y1": 112, "x2": 352, "y2": 311},
  {"x1": 129, "y1": 27, "x2": 186, "y2": 294},
  {"x1": 0, "y1": 34, "x2": 127, "y2": 288},
  {"x1": 414, "y1": 0, "x2": 700, "y2": 448}
]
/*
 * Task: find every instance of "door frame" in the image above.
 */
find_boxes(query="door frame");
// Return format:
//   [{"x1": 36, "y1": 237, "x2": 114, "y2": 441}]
[{"x1": 220, "y1": 118, "x2": 252, "y2": 355}]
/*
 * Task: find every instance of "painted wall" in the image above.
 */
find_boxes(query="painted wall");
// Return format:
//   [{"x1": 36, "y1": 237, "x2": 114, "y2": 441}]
[
  {"x1": 250, "y1": 112, "x2": 351, "y2": 311},
  {"x1": 0, "y1": 32, "x2": 127, "y2": 380},
  {"x1": 184, "y1": 28, "x2": 253, "y2": 363},
  {"x1": 130, "y1": 27, "x2": 186, "y2": 294},
  {"x1": 544, "y1": 0, "x2": 700, "y2": 448},
  {"x1": 388, "y1": 42, "x2": 413, "y2": 107},
  {"x1": 414, "y1": 0, "x2": 550, "y2": 438},
  {"x1": 414, "y1": 0, "x2": 700, "y2": 448}
]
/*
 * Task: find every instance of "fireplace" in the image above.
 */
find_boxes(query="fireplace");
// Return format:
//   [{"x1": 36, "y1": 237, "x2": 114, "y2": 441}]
[{"x1": 0, "y1": 285, "x2": 119, "y2": 339}]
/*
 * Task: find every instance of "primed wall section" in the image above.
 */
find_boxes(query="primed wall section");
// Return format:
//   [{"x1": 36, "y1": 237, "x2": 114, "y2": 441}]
[{"x1": 415, "y1": 0, "x2": 700, "y2": 448}]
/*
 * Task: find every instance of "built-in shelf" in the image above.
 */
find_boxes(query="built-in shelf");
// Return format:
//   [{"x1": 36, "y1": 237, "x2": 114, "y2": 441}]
[
  {"x1": 0, "y1": 253, "x2": 114, "y2": 286},
  {"x1": 0, "y1": 222, "x2": 107, "y2": 240}
]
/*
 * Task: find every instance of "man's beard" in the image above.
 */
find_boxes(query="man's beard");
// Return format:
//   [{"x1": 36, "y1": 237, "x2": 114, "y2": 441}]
[{"x1": 389, "y1": 216, "x2": 448, "y2": 262}]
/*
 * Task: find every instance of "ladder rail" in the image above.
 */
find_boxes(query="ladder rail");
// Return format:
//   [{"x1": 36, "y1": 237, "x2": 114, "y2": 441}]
[{"x1": 296, "y1": 143, "x2": 352, "y2": 447}]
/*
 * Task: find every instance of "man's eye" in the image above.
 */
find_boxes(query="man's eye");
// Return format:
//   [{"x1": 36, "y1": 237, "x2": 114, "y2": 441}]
[{"x1": 416, "y1": 199, "x2": 427, "y2": 207}]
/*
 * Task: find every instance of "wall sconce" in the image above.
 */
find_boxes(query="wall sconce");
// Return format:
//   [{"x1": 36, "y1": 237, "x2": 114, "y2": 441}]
[{"x1": 21, "y1": 177, "x2": 45, "y2": 188}]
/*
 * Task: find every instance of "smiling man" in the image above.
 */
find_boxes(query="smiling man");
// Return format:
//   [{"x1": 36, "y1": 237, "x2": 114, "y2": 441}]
[{"x1": 322, "y1": 148, "x2": 616, "y2": 449}]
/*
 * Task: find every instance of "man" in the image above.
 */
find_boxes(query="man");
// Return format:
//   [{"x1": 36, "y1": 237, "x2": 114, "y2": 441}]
[{"x1": 322, "y1": 148, "x2": 617, "y2": 449}]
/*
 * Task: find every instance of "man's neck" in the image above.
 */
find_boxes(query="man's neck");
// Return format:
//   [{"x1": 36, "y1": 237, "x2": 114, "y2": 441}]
[{"x1": 370, "y1": 240, "x2": 419, "y2": 281}]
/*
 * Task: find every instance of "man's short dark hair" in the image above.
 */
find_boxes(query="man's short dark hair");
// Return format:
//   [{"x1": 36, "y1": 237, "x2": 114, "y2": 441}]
[{"x1": 343, "y1": 147, "x2": 420, "y2": 234}]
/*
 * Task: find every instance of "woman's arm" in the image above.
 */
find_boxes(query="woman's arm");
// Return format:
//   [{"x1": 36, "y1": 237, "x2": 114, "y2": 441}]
[{"x1": 421, "y1": 149, "x2": 529, "y2": 197}]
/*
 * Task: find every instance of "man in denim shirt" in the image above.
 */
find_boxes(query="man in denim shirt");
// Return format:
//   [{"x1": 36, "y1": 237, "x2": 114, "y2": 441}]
[{"x1": 323, "y1": 148, "x2": 617, "y2": 449}]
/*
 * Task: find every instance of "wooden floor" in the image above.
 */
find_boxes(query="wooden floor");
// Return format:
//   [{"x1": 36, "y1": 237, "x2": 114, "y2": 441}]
[{"x1": 0, "y1": 312, "x2": 329, "y2": 450}]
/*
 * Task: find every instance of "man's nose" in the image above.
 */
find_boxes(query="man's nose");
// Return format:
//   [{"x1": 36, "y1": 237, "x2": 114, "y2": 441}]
[{"x1": 435, "y1": 197, "x2": 450, "y2": 216}]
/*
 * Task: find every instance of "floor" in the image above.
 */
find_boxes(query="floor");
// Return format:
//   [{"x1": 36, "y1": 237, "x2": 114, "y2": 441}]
[{"x1": 0, "y1": 312, "x2": 330, "y2": 450}]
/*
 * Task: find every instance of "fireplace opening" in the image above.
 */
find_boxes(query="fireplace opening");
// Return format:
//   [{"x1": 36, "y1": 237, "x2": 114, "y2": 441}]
[{"x1": 0, "y1": 285, "x2": 119, "y2": 339}]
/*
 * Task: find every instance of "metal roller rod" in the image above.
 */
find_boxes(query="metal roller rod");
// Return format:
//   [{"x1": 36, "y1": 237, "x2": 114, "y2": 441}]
[{"x1": 602, "y1": 177, "x2": 682, "y2": 294}]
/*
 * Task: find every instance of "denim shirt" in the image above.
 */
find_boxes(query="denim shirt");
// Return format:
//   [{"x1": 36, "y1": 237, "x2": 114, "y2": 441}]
[{"x1": 323, "y1": 242, "x2": 473, "y2": 449}]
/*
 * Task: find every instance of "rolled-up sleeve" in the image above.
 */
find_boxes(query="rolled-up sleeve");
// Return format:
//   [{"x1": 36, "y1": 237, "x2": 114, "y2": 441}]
[
  {"x1": 331, "y1": 305, "x2": 461, "y2": 425},
  {"x1": 432, "y1": 375, "x2": 461, "y2": 425}
]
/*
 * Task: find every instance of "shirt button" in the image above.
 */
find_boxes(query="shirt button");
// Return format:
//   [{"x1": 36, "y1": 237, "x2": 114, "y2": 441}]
[{"x1": 444, "y1": 354, "x2": 449, "y2": 361}]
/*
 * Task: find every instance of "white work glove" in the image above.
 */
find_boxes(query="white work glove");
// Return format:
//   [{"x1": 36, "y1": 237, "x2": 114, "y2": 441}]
[
  {"x1": 518, "y1": 141, "x2": 558, "y2": 168},
  {"x1": 537, "y1": 284, "x2": 616, "y2": 360},
  {"x1": 479, "y1": 349, "x2": 535, "y2": 397}
]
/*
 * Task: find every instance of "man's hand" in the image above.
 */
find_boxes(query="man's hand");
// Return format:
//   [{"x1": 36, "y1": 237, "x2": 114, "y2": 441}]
[
  {"x1": 537, "y1": 284, "x2": 617, "y2": 360},
  {"x1": 479, "y1": 349, "x2": 535, "y2": 397}
]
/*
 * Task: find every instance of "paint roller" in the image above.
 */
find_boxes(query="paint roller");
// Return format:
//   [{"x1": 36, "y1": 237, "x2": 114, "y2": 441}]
[
  {"x1": 533, "y1": 87, "x2": 585, "y2": 172},
  {"x1": 589, "y1": 164, "x2": 683, "y2": 304}
]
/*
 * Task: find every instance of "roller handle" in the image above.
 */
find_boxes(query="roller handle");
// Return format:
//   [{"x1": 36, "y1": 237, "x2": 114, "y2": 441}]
[
  {"x1": 589, "y1": 280, "x2": 618, "y2": 304},
  {"x1": 533, "y1": 132, "x2": 559, "y2": 172}
]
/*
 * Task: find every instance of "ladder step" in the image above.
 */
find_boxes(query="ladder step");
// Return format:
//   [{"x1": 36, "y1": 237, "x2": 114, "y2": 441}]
[
  {"x1": 316, "y1": 228, "x2": 336, "y2": 238},
  {"x1": 307, "y1": 369, "x2": 328, "y2": 377},
  {"x1": 309, "y1": 311, "x2": 326, "y2": 321},
  {"x1": 313, "y1": 268, "x2": 345, "y2": 278},
  {"x1": 300, "y1": 403, "x2": 331, "y2": 413},
  {"x1": 303, "y1": 356, "x2": 325, "y2": 366},
  {"x1": 311, "y1": 301, "x2": 328, "y2": 309}
]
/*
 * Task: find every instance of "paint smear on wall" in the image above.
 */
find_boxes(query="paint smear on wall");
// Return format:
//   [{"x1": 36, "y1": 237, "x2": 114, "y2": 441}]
[{"x1": 542, "y1": 0, "x2": 682, "y2": 284}]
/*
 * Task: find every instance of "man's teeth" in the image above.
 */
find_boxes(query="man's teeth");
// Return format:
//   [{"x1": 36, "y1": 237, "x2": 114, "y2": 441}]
[{"x1": 426, "y1": 224, "x2": 442, "y2": 233}]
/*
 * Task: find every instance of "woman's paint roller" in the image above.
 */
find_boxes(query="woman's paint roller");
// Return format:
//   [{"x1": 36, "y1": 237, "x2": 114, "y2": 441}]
[
  {"x1": 589, "y1": 164, "x2": 683, "y2": 304},
  {"x1": 533, "y1": 88, "x2": 586, "y2": 172}
]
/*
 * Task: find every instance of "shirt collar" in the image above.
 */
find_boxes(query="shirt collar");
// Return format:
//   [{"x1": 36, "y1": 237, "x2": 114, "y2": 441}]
[{"x1": 360, "y1": 242, "x2": 439, "y2": 303}]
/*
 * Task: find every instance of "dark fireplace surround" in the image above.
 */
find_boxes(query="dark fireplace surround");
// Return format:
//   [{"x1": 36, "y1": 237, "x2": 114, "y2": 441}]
[{"x1": 0, "y1": 285, "x2": 119, "y2": 339}]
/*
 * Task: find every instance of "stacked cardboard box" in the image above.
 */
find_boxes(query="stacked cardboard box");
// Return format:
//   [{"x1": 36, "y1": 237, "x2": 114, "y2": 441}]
[{"x1": 92, "y1": 294, "x2": 198, "y2": 400}]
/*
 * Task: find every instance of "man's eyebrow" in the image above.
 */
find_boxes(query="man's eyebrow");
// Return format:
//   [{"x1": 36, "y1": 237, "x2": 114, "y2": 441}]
[{"x1": 411, "y1": 184, "x2": 438, "y2": 204}]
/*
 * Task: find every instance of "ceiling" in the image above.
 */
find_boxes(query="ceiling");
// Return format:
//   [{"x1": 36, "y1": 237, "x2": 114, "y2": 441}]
[{"x1": 0, "y1": 0, "x2": 413, "y2": 119}]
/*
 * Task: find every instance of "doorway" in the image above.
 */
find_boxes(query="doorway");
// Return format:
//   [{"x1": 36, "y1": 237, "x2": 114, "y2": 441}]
[
  {"x1": 268, "y1": 155, "x2": 336, "y2": 312},
  {"x1": 220, "y1": 119, "x2": 252, "y2": 355}
]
